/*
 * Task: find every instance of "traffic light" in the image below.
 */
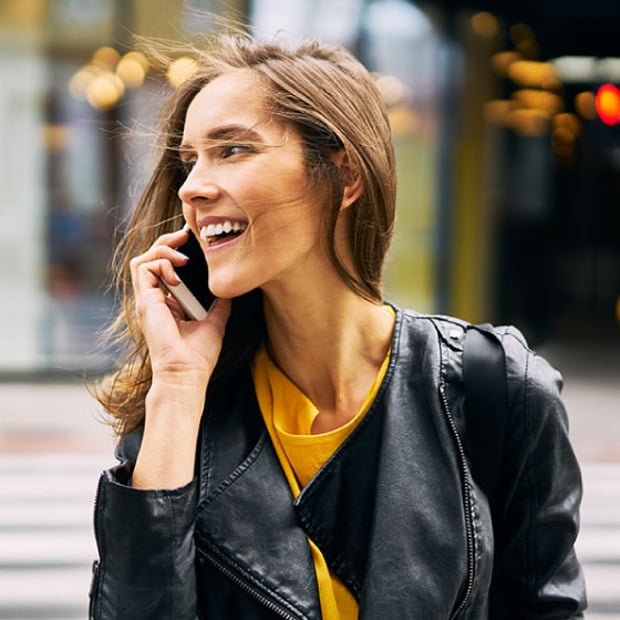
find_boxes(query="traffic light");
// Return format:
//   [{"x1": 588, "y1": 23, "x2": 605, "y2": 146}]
[{"x1": 595, "y1": 83, "x2": 620, "y2": 126}]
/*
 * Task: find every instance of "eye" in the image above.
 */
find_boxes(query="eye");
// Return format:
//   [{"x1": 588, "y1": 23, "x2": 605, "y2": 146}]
[{"x1": 221, "y1": 144, "x2": 252, "y2": 158}]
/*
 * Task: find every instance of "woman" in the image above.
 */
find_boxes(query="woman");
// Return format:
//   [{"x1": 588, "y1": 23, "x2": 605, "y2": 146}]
[{"x1": 90, "y1": 33, "x2": 586, "y2": 619}]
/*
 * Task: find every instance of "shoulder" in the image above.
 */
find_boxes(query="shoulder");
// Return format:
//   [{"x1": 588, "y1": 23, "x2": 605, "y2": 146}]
[
  {"x1": 483, "y1": 323, "x2": 565, "y2": 418},
  {"x1": 390, "y1": 303, "x2": 563, "y2": 404},
  {"x1": 389, "y1": 305, "x2": 468, "y2": 353}
]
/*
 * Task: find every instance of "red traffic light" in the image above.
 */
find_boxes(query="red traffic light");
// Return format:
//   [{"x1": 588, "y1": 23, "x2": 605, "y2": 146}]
[{"x1": 595, "y1": 83, "x2": 620, "y2": 126}]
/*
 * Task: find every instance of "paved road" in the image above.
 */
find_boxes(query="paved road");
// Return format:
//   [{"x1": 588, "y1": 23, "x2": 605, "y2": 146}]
[
  {"x1": 0, "y1": 452, "x2": 108, "y2": 619},
  {"x1": 0, "y1": 383, "x2": 112, "y2": 619},
  {"x1": 577, "y1": 463, "x2": 620, "y2": 619}
]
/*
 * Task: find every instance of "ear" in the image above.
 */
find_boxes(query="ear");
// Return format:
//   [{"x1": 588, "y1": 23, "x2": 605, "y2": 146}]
[{"x1": 332, "y1": 149, "x2": 364, "y2": 211}]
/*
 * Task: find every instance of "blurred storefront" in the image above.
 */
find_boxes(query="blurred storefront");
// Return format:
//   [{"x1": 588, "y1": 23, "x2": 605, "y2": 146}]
[{"x1": 0, "y1": 0, "x2": 618, "y2": 374}]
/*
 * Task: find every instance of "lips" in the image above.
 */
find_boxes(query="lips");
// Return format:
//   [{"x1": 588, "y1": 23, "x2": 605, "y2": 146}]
[{"x1": 199, "y1": 219, "x2": 247, "y2": 246}]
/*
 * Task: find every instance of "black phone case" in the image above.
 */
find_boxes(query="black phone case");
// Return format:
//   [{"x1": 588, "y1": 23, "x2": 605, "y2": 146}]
[
  {"x1": 174, "y1": 230, "x2": 215, "y2": 311},
  {"x1": 162, "y1": 228, "x2": 215, "y2": 320}
]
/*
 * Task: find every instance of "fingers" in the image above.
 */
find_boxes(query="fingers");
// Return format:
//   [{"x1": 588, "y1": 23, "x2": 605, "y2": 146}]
[
  {"x1": 131, "y1": 225, "x2": 191, "y2": 285},
  {"x1": 129, "y1": 230, "x2": 194, "y2": 330},
  {"x1": 130, "y1": 239, "x2": 189, "y2": 291},
  {"x1": 133, "y1": 253, "x2": 185, "y2": 290},
  {"x1": 151, "y1": 226, "x2": 190, "y2": 249},
  {"x1": 130, "y1": 245, "x2": 189, "y2": 276}
]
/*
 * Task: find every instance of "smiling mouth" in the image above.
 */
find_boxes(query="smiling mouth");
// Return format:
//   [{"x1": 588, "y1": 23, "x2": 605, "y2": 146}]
[{"x1": 200, "y1": 220, "x2": 247, "y2": 246}]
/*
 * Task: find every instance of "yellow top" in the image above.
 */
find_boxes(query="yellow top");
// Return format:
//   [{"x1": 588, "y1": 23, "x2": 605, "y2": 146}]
[{"x1": 252, "y1": 338, "x2": 392, "y2": 619}]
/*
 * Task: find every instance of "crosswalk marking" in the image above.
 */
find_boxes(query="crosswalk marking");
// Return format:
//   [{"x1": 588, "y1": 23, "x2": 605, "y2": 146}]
[
  {"x1": 0, "y1": 452, "x2": 109, "y2": 620},
  {"x1": 1, "y1": 455, "x2": 618, "y2": 618},
  {"x1": 577, "y1": 463, "x2": 620, "y2": 619}
]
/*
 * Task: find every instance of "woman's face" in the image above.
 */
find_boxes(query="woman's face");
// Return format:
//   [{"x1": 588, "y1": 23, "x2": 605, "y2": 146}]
[{"x1": 178, "y1": 69, "x2": 328, "y2": 301}]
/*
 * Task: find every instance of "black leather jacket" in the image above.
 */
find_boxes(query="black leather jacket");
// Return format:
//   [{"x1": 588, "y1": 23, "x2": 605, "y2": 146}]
[{"x1": 90, "y1": 309, "x2": 587, "y2": 618}]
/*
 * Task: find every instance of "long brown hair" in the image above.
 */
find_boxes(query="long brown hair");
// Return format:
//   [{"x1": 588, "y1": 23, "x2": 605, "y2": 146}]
[{"x1": 95, "y1": 32, "x2": 396, "y2": 435}]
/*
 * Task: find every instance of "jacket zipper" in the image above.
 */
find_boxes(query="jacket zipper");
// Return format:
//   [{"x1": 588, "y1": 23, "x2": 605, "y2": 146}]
[
  {"x1": 197, "y1": 547, "x2": 303, "y2": 620},
  {"x1": 439, "y1": 382, "x2": 476, "y2": 619}
]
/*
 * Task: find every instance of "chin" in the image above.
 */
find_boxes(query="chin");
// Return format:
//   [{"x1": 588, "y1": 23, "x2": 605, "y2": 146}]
[
  {"x1": 207, "y1": 263, "x2": 267, "y2": 300},
  {"x1": 209, "y1": 281, "x2": 250, "y2": 301}
]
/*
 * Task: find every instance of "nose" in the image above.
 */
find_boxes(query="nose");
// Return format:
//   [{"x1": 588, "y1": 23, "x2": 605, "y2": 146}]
[{"x1": 177, "y1": 163, "x2": 220, "y2": 206}]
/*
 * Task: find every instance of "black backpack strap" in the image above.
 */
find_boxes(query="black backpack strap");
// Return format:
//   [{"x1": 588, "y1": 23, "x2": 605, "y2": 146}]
[{"x1": 463, "y1": 324, "x2": 508, "y2": 514}]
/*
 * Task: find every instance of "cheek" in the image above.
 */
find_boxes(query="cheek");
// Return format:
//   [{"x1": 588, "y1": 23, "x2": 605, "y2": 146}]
[
  {"x1": 250, "y1": 201, "x2": 324, "y2": 248},
  {"x1": 181, "y1": 203, "x2": 193, "y2": 227}
]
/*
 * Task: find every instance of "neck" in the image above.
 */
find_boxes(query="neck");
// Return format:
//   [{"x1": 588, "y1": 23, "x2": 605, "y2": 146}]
[{"x1": 261, "y1": 282, "x2": 394, "y2": 427}]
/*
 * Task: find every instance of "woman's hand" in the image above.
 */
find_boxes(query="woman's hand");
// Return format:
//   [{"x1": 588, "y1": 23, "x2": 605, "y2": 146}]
[
  {"x1": 129, "y1": 227, "x2": 231, "y2": 489},
  {"x1": 129, "y1": 227, "x2": 231, "y2": 387}
]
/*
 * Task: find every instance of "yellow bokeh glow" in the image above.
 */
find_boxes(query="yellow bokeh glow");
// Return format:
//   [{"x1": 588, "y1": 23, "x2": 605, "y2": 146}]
[
  {"x1": 471, "y1": 12, "x2": 499, "y2": 39},
  {"x1": 116, "y1": 56, "x2": 146, "y2": 88},
  {"x1": 86, "y1": 73, "x2": 125, "y2": 109},
  {"x1": 575, "y1": 91, "x2": 597, "y2": 120},
  {"x1": 92, "y1": 46, "x2": 121, "y2": 71},
  {"x1": 166, "y1": 57, "x2": 200, "y2": 88}
]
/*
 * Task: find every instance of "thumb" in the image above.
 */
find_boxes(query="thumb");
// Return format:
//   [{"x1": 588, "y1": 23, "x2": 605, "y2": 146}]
[{"x1": 205, "y1": 297, "x2": 232, "y2": 338}]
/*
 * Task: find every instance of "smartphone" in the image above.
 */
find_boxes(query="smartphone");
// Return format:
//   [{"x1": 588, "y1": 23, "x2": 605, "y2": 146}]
[{"x1": 163, "y1": 226, "x2": 215, "y2": 320}]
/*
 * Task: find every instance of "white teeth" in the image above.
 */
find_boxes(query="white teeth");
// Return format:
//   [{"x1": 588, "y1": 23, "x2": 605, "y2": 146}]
[{"x1": 199, "y1": 220, "x2": 247, "y2": 241}]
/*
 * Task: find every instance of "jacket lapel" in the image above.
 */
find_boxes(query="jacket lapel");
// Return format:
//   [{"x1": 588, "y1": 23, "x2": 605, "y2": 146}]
[{"x1": 196, "y1": 373, "x2": 321, "y2": 619}]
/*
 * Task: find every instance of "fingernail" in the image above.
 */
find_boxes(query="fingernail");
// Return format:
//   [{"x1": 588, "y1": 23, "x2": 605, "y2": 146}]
[{"x1": 175, "y1": 250, "x2": 189, "y2": 260}]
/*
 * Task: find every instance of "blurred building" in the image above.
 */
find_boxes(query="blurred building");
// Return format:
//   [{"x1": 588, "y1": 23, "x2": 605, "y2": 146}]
[{"x1": 0, "y1": 0, "x2": 618, "y2": 374}]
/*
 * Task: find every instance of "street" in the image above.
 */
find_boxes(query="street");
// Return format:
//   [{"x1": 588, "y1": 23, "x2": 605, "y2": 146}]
[
  {"x1": 0, "y1": 335, "x2": 618, "y2": 618},
  {"x1": 0, "y1": 452, "x2": 106, "y2": 619},
  {"x1": 0, "y1": 383, "x2": 111, "y2": 619}
]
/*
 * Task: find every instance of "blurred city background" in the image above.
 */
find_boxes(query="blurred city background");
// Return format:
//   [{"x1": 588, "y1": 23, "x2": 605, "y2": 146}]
[{"x1": 0, "y1": 0, "x2": 618, "y2": 618}]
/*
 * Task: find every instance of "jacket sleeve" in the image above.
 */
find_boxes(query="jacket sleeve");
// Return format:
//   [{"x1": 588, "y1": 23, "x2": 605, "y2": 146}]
[
  {"x1": 490, "y1": 328, "x2": 587, "y2": 618},
  {"x1": 89, "y1": 461, "x2": 199, "y2": 619}
]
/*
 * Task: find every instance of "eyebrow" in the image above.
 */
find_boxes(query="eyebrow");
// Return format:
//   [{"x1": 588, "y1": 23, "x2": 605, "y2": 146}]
[{"x1": 179, "y1": 124, "x2": 264, "y2": 152}]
